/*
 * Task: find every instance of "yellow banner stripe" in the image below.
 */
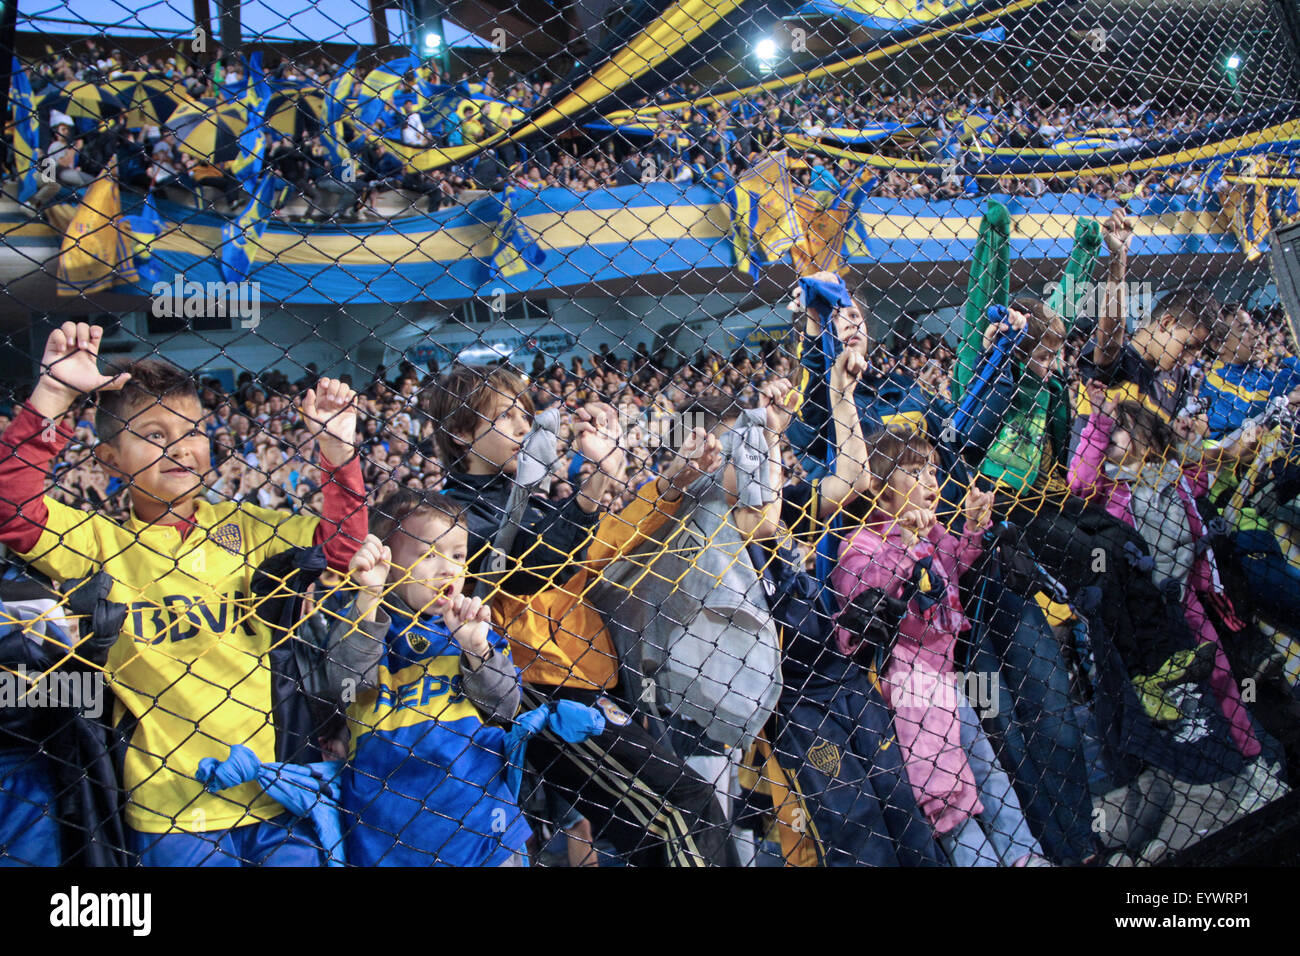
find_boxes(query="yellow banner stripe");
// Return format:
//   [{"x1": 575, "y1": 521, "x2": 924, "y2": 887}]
[
  {"x1": 390, "y1": 0, "x2": 747, "y2": 172},
  {"x1": 605, "y1": 0, "x2": 1049, "y2": 118}
]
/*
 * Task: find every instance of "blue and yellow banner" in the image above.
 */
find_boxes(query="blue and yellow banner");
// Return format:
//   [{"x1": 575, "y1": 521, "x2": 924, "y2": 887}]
[
  {"x1": 229, "y1": 52, "x2": 271, "y2": 187},
  {"x1": 376, "y1": 0, "x2": 752, "y2": 173},
  {"x1": 22, "y1": 184, "x2": 1240, "y2": 308},
  {"x1": 356, "y1": 56, "x2": 431, "y2": 134},
  {"x1": 56, "y1": 177, "x2": 136, "y2": 296},
  {"x1": 831, "y1": 161, "x2": 880, "y2": 260},
  {"x1": 784, "y1": 111, "x2": 1300, "y2": 179},
  {"x1": 485, "y1": 186, "x2": 545, "y2": 280},
  {"x1": 120, "y1": 191, "x2": 167, "y2": 285},
  {"x1": 727, "y1": 151, "x2": 803, "y2": 278},
  {"x1": 1221, "y1": 158, "x2": 1274, "y2": 261},
  {"x1": 607, "y1": 0, "x2": 1057, "y2": 117},
  {"x1": 793, "y1": 0, "x2": 986, "y2": 29},
  {"x1": 323, "y1": 50, "x2": 360, "y2": 171},
  {"x1": 222, "y1": 174, "x2": 288, "y2": 283}
]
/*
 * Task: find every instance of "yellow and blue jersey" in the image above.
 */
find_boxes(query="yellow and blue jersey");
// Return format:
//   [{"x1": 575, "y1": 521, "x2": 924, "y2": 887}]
[
  {"x1": 1201, "y1": 359, "x2": 1300, "y2": 439},
  {"x1": 15, "y1": 496, "x2": 321, "y2": 834},
  {"x1": 342, "y1": 613, "x2": 530, "y2": 866}
]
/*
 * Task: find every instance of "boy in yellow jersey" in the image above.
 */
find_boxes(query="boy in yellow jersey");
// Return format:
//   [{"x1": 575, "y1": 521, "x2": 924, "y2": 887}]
[{"x1": 0, "y1": 321, "x2": 367, "y2": 866}]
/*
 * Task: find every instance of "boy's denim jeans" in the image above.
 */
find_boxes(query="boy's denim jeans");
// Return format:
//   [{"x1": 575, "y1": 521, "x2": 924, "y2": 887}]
[{"x1": 939, "y1": 694, "x2": 1043, "y2": 867}]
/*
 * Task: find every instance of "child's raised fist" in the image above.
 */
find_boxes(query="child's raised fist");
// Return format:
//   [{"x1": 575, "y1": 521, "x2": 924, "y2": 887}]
[
  {"x1": 32, "y1": 322, "x2": 132, "y2": 418},
  {"x1": 302, "y1": 378, "x2": 358, "y2": 467},
  {"x1": 831, "y1": 348, "x2": 867, "y2": 397},
  {"x1": 1086, "y1": 379, "x2": 1115, "y2": 419},
  {"x1": 348, "y1": 534, "x2": 392, "y2": 623},
  {"x1": 759, "y1": 376, "x2": 797, "y2": 433},
  {"x1": 662, "y1": 425, "x2": 721, "y2": 499},
  {"x1": 1103, "y1": 206, "x2": 1134, "y2": 257},
  {"x1": 441, "y1": 593, "x2": 492, "y2": 664},
  {"x1": 898, "y1": 507, "x2": 938, "y2": 538},
  {"x1": 962, "y1": 484, "x2": 995, "y2": 532},
  {"x1": 349, "y1": 534, "x2": 392, "y2": 598}
]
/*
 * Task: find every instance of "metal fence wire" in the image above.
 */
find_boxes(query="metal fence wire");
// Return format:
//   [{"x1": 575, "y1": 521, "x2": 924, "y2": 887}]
[{"x1": 0, "y1": 0, "x2": 1298, "y2": 868}]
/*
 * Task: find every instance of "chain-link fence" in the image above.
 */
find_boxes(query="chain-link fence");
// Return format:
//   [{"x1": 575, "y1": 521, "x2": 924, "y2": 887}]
[{"x1": 0, "y1": 0, "x2": 1298, "y2": 868}]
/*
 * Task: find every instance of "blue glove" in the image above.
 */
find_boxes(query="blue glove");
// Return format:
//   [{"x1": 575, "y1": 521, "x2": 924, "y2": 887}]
[
  {"x1": 504, "y1": 701, "x2": 606, "y2": 798},
  {"x1": 196, "y1": 744, "x2": 347, "y2": 866},
  {"x1": 799, "y1": 274, "x2": 852, "y2": 324}
]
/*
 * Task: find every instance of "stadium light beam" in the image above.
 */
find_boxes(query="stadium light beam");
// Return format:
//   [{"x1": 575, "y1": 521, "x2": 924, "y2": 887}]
[
  {"x1": 754, "y1": 37, "x2": 778, "y2": 71},
  {"x1": 1226, "y1": 54, "x2": 1242, "y2": 70},
  {"x1": 424, "y1": 31, "x2": 442, "y2": 51}
]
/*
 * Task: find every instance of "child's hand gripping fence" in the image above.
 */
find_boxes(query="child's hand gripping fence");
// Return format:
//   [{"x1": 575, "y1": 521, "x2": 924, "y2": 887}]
[{"x1": 1, "y1": 0, "x2": 1300, "y2": 868}]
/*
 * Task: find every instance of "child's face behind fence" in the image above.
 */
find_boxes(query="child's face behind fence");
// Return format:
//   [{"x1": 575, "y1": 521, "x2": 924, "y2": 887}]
[
  {"x1": 455, "y1": 393, "x2": 531, "y2": 476},
  {"x1": 97, "y1": 394, "x2": 210, "y2": 514},
  {"x1": 1148, "y1": 316, "x2": 1210, "y2": 373},
  {"x1": 832, "y1": 300, "x2": 869, "y2": 353},
  {"x1": 1105, "y1": 426, "x2": 1147, "y2": 469},
  {"x1": 1221, "y1": 310, "x2": 1262, "y2": 366},
  {"x1": 881, "y1": 456, "x2": 940, "y2": 516},
  {"x1": 389, "y1": 514, "x2": 470, "y2": 616}
]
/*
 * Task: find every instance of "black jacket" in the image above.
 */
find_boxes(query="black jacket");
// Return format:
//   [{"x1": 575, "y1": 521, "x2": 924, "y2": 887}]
[
  {"x1": 0, "y1": 569, "x2": 130, "y2": 866},
  {"x1": 441, "y1": 469, "x2": 600, "y2": 597}
]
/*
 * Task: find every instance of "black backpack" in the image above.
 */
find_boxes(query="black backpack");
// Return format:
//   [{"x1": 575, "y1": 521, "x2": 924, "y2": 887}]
[{"x1": 1016, "y1": 497, "x2": 1197, "y2": 676}]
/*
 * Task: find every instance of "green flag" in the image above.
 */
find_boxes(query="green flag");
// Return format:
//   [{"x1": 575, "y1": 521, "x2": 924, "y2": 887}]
[{"x1": 953, "y1": 200, "x2": 1011, "y2": 401}]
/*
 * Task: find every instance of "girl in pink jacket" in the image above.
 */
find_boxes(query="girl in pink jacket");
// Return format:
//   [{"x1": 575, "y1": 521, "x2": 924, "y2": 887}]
[
  {"x1": 1067, "y1": 385, "x2": 1261, "y2": 760},
  {"x1": 832, "y1": 427, "x2": 1046, "y2": 866}
]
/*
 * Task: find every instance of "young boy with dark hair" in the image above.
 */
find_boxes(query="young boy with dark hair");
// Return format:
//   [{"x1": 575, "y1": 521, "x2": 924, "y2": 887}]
[
  {"x1": 335, "y1": 488, "x2": 529, "y2": 866},
  {"x1": 424, "y1": 362, "x2": 737, "y2": 866},
  {"x1": 1079, "y1": 208, "x2": 1230, "y2": 425},
  {"x1": 0, "y1": 322, "x2": 367, "y2": 866}
]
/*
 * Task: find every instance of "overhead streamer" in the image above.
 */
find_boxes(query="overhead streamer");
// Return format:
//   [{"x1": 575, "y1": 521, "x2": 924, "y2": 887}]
[
  {"x1": 603, "y1": 0, "x2": 1058, "y2": 121},
  {"x1": 959, "y1": 107, "x2": 1300, "y2": 177},
  {"x1": 595, "y1": 114, "x2": 917, "y2": 146},
  {"x1": 790, "y1": 0, "x2": 990, "y2": 30},
  {"x1": 783, "y1": 113, "x2": 1300, "y2": 179},
  {"x1": 386, "y1": 0, "x2": 754, "y2": 173}
]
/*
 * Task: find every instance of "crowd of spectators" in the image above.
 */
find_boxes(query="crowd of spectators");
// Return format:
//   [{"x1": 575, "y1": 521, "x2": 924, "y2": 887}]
[
  {"x1": 27, "y1": 298, "x2": 1294, "y2": 536},
  {"x1": 11, "y1": 39, "x2": 1256, "y2": 220},
  {"x1": 8, "y1": 260, "x2": 1300, "y2": 866}
]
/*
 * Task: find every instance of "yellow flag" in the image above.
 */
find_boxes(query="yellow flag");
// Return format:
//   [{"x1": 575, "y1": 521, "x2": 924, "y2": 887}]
[
  {"x1": 1222, "y1": 167, "x2": 1271, "y2": 262},
  {"x1": 56, "y1": 177, "x2": 137, "y2": 296},
  {"x1": 791, "y1": 192, "x2": 852, "y2": 276}
]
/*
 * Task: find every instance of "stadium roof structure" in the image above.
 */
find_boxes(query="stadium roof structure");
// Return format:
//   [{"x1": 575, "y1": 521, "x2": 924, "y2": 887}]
[{"x1": 18, "y1": 0, "x2": 495, "y2": 50}]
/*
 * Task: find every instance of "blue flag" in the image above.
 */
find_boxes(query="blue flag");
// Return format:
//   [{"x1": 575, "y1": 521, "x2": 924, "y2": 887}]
[
  {"x1": 486, "y1": 186, "x2": 544, "y2": 279},
  {"x1": 121, "y1": 192, "x2": 167, "y2": 285},
  {"x1": 831, "y1": 161, "x2": 879, "y2": 259},
  {"x1": 323, "y1": 50, "x2": 359, "y2": 171},
  {"x1": 357, "y1": 55, "x2": 424, "y2": 132},
  {"x1": 1193, "y1": 159, "x2": 1228, "y2": 205},
  {"x1": 222, "y1": 174, "x2": 286, "y2": 283},
  {"x1": 229, "y1": 52, "x2": 271, "y2": 187},
  {"x1": 726, "y1": 151, "x2": 801, "y2": 280},
  {"x1": 10, "y1": 59, "x2": 42, "y2": 203}
]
